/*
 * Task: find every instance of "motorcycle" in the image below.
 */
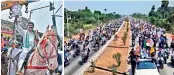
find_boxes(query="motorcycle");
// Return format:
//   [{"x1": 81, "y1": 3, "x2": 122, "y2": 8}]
[
  {"x1": 157, "y1": 57, "x2": 164, "y2": 69},
  {"x1": 64, "y1": 52, "x2": 71, "y2": 66},
  {"x1": 78, "y1": 53, "x2": 88, "y2": 65},
  {"x1": 100, "y1": 35, "x2": 106, "y2": 46},
  {"x1": 163, "y1": 52, "x2": 168, "y2": 64},
  {"x1": 94, "y1": 37, "x2": 100, "y2": 51},
  {"x1": 73, "y1": 48, "x2": 80, "y2": 57},
  {"x1": 171, "y1": 53, "x2": 174, "y2": 65},
  {"x1": 64, "y1": 57, "x2": 70, "y2": 66}
]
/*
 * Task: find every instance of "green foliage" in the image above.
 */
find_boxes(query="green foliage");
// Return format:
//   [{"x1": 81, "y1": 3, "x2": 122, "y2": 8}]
[
  {"x1": 64, "y1": 7, "x2": 121, "y2": 37},
  {"x1": 112, "y1": 53, "x2": 121, "y2": 75},
  {"x1": 132, "y1": 1, "x2": 174, "y2": 33},
  {"x1": 131, "y1": 13, "x2": 148, "y2": 20},
  {"x1": 112, "y1": 64, "x2": 117, "y2": 75},
  {"x1": 147, "y1": 1, "x2": 174, "y2": 33},
  {"x1": 149, "y1": 5, "x2": 155, "y2": 17},
  {"x1": 122, "y1": 31, "x2": 128, "y2": 45},
  {"x1": 90, "y1": 60, "x2": 95, "y2": 72},
  {"x1": 83, "y1": 24, "x2": 93, "y2": 29},
  {"x1": 126, "y1": 23, "x2": 129, "y2": 32},
  {"x1": 112, "y1": 53, "x2": 121, "y2": 67}
]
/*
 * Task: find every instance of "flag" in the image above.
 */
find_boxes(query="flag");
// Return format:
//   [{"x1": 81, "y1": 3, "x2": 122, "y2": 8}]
[
  {"x1": 143, "y1": 39, "x2": 147, "y2": 48},
  {"x1": 150, "y1": 47, "x2": 155, "y2": 54},
  {"x1": 149, "y1": 39, "x2": 154, "y2": 47},
  {"x1": 146, "y1": 38, "x2": 150, "y2": 47}
]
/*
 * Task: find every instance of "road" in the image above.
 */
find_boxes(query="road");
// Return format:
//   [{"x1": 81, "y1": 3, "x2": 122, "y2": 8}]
[
  {"x1": 128, "y1": 30, "x2": 174, "y2": 75},
  {"x1": 159, "y1": 36, "x2": 174, "y2": 75},
  {"x1": 64, "y1": 21, "x2": 125, "y2": 75}
]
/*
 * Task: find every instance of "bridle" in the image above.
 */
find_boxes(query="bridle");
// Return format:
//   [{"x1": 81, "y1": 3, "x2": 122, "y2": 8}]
[
  {"x1": 26, "y1": 32, "x2": 58, "y2": 72},
  {"x1": 37, "y1": 36, "x2": 57, "y2": 63}
]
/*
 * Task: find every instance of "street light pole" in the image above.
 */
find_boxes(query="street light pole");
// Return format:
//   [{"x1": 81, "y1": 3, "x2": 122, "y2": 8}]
[{"x1": 29, "y1": 5, "x2": 50, "y2": 22}]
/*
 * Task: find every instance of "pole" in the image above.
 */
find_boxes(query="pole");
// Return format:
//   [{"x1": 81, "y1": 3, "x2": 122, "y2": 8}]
[
  {"x1": 98, "y1": 14, "x2": 99, "y2": 24},
  {"x1": 51, "y1": 2, "x2": 63, "y2": 51},
  {"x1": 29, "y1": 5, "x2": 50, "y2": 22},
  {"x1": 29, "y1": 11, "x2": 32, "y2": 22},
  {"x1": 53, "y1": 1, "x2": 54, "y2": 16},
  {"x1": 67, "y1": 17, "x2": 69, "y2": 37}
]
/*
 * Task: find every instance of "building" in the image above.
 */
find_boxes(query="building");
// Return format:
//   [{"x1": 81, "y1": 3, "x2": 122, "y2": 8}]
[
  {"x1": 1, "y1": 19, "x2": 14, "y2": 41},
  {"x1": 1, "y1": 17, "x2": 43, "y2": 45}
]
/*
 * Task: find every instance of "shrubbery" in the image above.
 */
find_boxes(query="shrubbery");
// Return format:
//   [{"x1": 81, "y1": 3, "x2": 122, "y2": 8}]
[
  {"x1": 64, "y1": 7, "x2": 121, "y2": 37},
  {"x1": 112, "y1": 52, "x2": 121, "y2": 75}
]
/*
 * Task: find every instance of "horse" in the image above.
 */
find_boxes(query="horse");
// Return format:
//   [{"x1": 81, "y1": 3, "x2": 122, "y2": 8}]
[
  {"x1": 23, "y1": 25, "x2": 59, "y2": 75},
  {"x1": 6, "y1": 25, "x2": 59, "y2": 75}
]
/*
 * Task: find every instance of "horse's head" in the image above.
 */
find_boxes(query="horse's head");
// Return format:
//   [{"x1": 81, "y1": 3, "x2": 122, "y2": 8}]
[{"x1": 38, "y1": 25, "x2": 58, "y2": 72}]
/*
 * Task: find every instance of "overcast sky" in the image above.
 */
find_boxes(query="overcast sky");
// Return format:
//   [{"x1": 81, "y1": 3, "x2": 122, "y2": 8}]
[{"x1": 1, "y1": 0, "x2": 63, "y2": 36}]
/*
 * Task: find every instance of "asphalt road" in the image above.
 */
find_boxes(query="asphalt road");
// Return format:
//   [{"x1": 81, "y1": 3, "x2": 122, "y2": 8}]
[
  {"x1": 159, "y1": 36, "x2": 174, "y2": 75},
  {"x1": 64, "y1": 21, "x2": 125, "y2": 75},
  {"x1": 129, "y1": 29, "x2": 174, "y2": 75}
]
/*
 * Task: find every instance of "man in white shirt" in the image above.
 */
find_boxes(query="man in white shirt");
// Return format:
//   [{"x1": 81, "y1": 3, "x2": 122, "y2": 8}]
[{"x1": 15, "y1": 21, "x2": 40, "y2": 73}]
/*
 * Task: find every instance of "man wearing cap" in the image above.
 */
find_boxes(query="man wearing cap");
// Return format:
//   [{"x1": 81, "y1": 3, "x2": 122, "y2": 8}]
[
  {"x1": 7, "y1": 38, "x2": 21, "y2": 75},
  {"x1": 15, "y1": 21, "x2": 40, "y2": 73}
]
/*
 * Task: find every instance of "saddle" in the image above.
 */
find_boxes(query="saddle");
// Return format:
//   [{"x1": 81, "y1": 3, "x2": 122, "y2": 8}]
[{"x1": 22, "y1": 47, "x2": 35, "y2": 69}]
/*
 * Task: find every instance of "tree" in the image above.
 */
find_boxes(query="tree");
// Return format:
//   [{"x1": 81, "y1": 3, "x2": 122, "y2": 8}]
[
  {"x1": 112, "y1": 53, "x2": 121, "y2": 67},
  {"x1": 90, "y1": 60, "x2": 95, "y2": 72},
  {"x1": 122, "y1": 31, "x2": 127, "y2": 45},
  {"x1": 94, "y1": 10, "x2": 101, "y2": 15},
  {"x1": 149, "y1": 5, "x2": 155, "y2": 17},
  {"x1": 64, "y1": 7, "x2": 122, "y2": 37},
  {"x1": 112, "y1": 64, "x2": 117, "y2": 75},
  {"x1": 112, "y1": 53, "x2": 121, "y2": 75},
  {"x1": 104, "y1": 8, "x2": 107, "y2": 13},
  {"x1": 113, "y1": 12, "x2": 116, "y2": 15}
]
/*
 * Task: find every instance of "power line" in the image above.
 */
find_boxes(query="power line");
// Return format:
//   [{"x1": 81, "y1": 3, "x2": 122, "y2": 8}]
[
  {"x1": 37, "y1": 10, "x2": 50, "y2": 24},
  {"x1": 35, "y1": 0, "x2": 44, "y2": 9},
  {"x1": 55, "y1": 5, "x2": 62, "y2": 15}
]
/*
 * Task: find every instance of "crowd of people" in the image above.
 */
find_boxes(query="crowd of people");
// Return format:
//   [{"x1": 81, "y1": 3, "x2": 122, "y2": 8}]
[
  {"x1": 128, "y1": 19, "x2": 174, "y2": 75},
  {"x1": 64, "y1": 19, "x2": 122, "y2": 66},
  {"x1": 1, "y1": 21, "x2": 62, "y2": 75}
]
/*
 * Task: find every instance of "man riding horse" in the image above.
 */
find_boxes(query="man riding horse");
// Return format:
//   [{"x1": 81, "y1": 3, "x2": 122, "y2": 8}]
[{"x1": 15, "y1": 21, "x2": 40, "y2": 74}]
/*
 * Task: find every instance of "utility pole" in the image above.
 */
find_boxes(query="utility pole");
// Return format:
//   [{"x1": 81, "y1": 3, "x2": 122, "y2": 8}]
[
  {"x1": 66, "y1": 10, "x2": 71, "y2": 37},
  {"x1": 29, "y1": 5, "x2": 50, "y2": 21},
  {"x1": 51, "y1": 1, "x2": 62, "y2": 50},
  {"x1": 98, "y1": 14, "x2": 99, "y2": 24}
]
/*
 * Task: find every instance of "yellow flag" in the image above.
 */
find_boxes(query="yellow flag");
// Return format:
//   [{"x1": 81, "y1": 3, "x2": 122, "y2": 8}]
[{"x1": 150, "y1": 47, "x2": 155, "y2": 54}]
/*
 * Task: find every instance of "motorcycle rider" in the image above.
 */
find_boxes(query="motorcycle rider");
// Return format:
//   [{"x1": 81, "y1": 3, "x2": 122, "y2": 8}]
[
  {"x1": 79, "y1": 29, "x2": 85, "y2": 41},
  {"x1": 129, "y1": 48, "x2": 137, "y2": 75},
  {"x1": 171, "y1": 40, "x2": 174, "y2": 53}
]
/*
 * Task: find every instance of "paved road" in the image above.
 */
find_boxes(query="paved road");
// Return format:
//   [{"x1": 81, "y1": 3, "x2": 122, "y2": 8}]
[
  {"x1": 128, "y1": 31, "x2": 174, "y2": 75},
  {"x1": 64, "y1": 21, "x2": 125, "y2": 75},
  {"x1": 159, "y1": 36, "x2": 174, "y2": 75}
]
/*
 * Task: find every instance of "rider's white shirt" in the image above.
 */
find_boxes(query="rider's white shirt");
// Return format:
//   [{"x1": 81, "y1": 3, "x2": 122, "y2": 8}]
[
  {"x1": 15, "y1": 24, "x2": 40, "y2": 53},
  {"x1": 29, "y1": 32, "x2": 35, "y2": 47}
]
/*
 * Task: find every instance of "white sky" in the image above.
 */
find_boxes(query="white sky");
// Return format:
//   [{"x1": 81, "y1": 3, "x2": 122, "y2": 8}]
[{"x1": 1, "y1": 0, "x2": 63, "y2": 36}]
